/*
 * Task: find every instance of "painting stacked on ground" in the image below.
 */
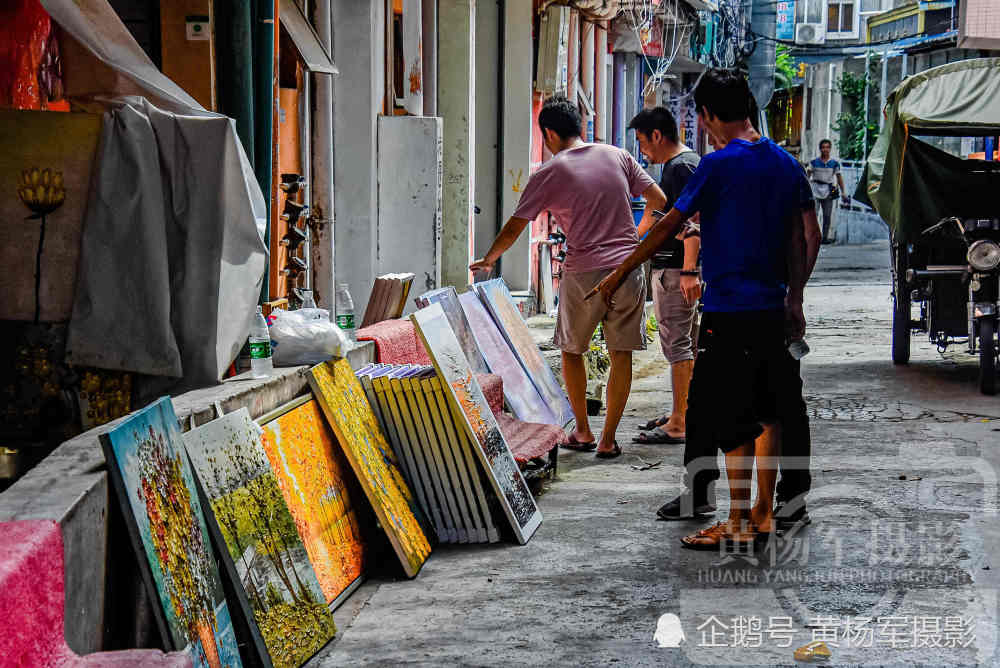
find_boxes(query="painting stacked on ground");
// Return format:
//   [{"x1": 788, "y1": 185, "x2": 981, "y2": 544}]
[
  {"x1": 259, "y1": 399, "x2": 368, "y2": 601},
  {"x1": 101, "y1": 397, "x2": 241, "y2": 668},
  {"x1": 184, "y1": 408, "x2": 337, "y2": 668},
  {"x1": 412, "y1": 303, "x2": 542, "y2": 543},
  {"x1": 308, "y1": 358, "x2": 432, "y2": 578},
  {"x1": 474, "y1": 279, "x2": 574, "y2": 427}
]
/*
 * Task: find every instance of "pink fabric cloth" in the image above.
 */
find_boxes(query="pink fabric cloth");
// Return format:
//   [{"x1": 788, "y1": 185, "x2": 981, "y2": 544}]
[
  {"x1": 0, "y1": 520, "x2": 191, "y2": 667},
  {"x1": 496, "y1": 413, "x2": 565, "y2": 463},
  {"x1": 512, "y1": 144, "x2": 655, "y2": 273},
  {"x1": 357, "y1": 318, "x2": 432, "y2": 365},
  {"x1": 356, "y1": 321, "x2": 561, "y2": 465},
  {"x1": 479, "y1": 373, "x2": 562, "y2": 463}
]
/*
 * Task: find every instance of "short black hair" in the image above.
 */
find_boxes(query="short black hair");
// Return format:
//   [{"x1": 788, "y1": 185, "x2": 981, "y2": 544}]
[
  {"x1": 627, "y1": 107, "x2": 679, "y2": 144},
  {"x1": 819, "y1": 138, "x2": 832, "y2": 149},
  {"x1": 538, "y1": 94, "x2": 582, "y2": 139},
  {"x1": 693, "y1": 69, "x2": 754, "y2": 123}
]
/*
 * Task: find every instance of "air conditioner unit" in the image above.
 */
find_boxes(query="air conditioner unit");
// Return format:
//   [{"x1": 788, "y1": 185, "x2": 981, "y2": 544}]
[
  {"x1": 536, "y1": 5, "x2": 570, "y2": 94},
  {"x1": 795, "y1": 22, "x2": 826, "y2": 45}
]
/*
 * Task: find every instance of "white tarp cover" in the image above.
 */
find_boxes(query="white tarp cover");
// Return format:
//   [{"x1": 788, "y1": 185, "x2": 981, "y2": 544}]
[{"x1": 45, "y1": 0, "x2": 269, "y2": 389}]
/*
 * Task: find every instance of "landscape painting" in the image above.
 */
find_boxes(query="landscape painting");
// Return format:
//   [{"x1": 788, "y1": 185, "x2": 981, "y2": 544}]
[
  {"x1": 308, "y1": 359, "x2": 432, "y2": 578},
  {"x1": 458, "y1": 291, "x2": 556, "y2": 425},
  {"x1": 184, "y1": 408, "x2": 337, "y2": 668},
  {"x1": 412, "y1": 304, "x2": 542, "y2": 544},
  {"x1": 100, "y1": 397, "x2": 242, "y2": 668},
  {"x1": 258, "y1": 397, "x2": 368, "y2": 605},
  {"x1": 474, "y1": 279, "x2": 574, "y2": 427}
]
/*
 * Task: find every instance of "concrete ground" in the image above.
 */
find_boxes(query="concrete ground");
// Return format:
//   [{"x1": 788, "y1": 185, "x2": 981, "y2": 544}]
[{"x1": 312, "y1": 241, "x2": 1000, "y2": 667}]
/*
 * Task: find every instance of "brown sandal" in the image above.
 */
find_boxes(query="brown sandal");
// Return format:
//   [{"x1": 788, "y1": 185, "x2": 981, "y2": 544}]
[{"x1": 680, "y1": 522, "x2": 755, "y2": 551}]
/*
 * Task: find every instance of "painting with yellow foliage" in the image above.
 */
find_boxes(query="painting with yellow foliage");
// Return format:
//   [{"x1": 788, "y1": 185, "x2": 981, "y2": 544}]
[
  {"x1": 259, "y1": 397, "x2": 368, "y2": 604},
  {"x1": 308, "y1": 358, "x2": 432, "y2": 578}
]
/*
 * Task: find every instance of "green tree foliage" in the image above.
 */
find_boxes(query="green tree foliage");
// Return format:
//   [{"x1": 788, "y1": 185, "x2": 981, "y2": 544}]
[
  {"x1": 774, "y1": 45, "x2": 797, "y2": 91},
  {"x1": 831, "y1": 70, "x2": 879, "y2": 160}
]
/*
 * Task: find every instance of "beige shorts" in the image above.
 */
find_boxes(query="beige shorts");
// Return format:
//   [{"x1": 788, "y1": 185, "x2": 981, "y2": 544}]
[
  {"x1": 554, "y1": 266, "x2": 647, "y2": 354},
  {"x1": 651, "y1": 268, "x2": 700, "y2": 364}
]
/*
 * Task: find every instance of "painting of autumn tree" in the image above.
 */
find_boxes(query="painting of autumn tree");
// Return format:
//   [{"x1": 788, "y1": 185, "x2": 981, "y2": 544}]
[{"x1": 184, "y1": 408, "x2": 337, "y2": 668}]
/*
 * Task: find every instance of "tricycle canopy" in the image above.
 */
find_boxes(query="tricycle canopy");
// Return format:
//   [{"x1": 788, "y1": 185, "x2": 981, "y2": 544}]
[{"x1": 856, "y1": 58, "x2": 1000, "y2": 243}]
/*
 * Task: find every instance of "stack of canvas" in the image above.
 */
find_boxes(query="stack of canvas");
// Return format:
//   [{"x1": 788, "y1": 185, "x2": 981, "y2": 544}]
[
  {"x1": 360, "y1": 273, "x2": 416, "y2": 327},
  {"x1": 356, "y1": 363, "x2": 502, "y2": 544}
]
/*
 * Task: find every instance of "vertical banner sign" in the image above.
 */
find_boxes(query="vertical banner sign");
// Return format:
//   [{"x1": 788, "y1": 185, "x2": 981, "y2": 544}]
[{"x1": 776, "y1": 1, "x2": 796, "y2": 41}]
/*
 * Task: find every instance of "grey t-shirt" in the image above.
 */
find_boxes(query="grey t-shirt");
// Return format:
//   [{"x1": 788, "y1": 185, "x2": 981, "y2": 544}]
[{"x1": 652, "y1": 150, "x2": 701, "y2": 270}]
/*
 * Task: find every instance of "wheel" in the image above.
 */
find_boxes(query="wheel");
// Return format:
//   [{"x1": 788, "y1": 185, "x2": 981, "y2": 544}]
[
  {"x1": 891, "y1": 244, "x2": 911, "y2": 365},
  {"x1": 980, "y1": 318, "x2": 996, "y2": 396}
]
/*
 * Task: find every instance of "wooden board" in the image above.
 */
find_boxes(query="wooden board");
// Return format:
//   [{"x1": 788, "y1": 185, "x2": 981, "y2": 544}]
[
  {"x1": 100, "y1": 397, "x2": 243, "y2": 668},
  {"x1": 412, "y1": 304, "x2": 542, "y2": 544},
  {"x1": 183, "y1": 408, "x2": 337, "y2": 668},
  {"x1": 474, "y1": 278, "x2": 574, "y2": 427},
  {"x1": 308, "y1": 359, "x2": 432, "y2": 577}
]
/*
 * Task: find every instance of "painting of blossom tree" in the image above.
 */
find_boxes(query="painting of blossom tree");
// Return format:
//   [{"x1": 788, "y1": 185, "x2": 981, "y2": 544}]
[
  {"x1": 184, "y1": 407, "x2": 338, "y2": 668},
  {"x1": 100, "y1": 397, "x2": 242, "y2": 668}
]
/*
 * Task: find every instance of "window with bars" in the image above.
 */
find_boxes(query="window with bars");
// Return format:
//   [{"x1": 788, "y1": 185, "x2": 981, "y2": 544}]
[{"x1": 826, "y1": 0, "x2": 859, "y2": 37}]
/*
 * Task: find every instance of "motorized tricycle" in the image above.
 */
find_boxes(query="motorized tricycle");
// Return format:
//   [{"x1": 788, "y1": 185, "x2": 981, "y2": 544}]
[{"x1": 859, "y1": 58, "x2": 1000, "y2": 395}]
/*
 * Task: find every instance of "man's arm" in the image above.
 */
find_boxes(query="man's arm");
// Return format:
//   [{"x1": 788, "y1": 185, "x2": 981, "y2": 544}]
[
  {"x1": 469, "y1": 216, "x2": 531, "y2": 274},
  {"x1": 802, "y1": 205, "x2": 821, "y2": 281},
  {"x1": 786, "y1": 208, "x2": 809, "y2": 340},
  {"x1": 679, "y1": 234, "x2": 701, "y2": 305},
  {"x1": 587, "y1": 206, "x2": 687, "y2": 304},
  {"x1": 635, "y1": 183, "x2": 667, "y2": 238}
]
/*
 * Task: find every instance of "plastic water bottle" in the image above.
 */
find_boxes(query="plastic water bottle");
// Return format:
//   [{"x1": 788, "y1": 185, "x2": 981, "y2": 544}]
[
  {"x1": 300, "y1": 289, "x2": 317, "y2": 310},
  {"x1": 335, "y1": 283, "x2": 356, "y2": 342},
  {"x1": 249, "y1": 306, "x2": 273, "y2": 378}
]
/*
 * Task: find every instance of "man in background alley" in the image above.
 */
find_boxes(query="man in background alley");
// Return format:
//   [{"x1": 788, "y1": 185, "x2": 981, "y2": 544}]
[
  {"x1": 627, "y1": 107, "x2": 702, "y2": 447},
  {"x1": 471, "y1": 95, "x2": 667, "y2": 459},
  {"x1": 808, "y1": 139, "x2": 850, "y2": 243}
]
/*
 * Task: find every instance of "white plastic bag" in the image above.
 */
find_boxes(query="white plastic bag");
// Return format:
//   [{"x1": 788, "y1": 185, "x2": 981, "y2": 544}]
[{"x1": 268, "y1": 308, "x2": 349, "y2": 366}]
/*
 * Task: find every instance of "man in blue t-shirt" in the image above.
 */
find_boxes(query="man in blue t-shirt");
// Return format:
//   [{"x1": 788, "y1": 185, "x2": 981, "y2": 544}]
[{"x1": 589, "y1": 69, "x2": 819, "y2": 550}]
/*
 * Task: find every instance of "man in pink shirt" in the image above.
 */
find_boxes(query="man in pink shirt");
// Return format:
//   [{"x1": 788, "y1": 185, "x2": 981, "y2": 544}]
[{"x1": 471, "y1": 95, "x2": 667, "y2": 458}]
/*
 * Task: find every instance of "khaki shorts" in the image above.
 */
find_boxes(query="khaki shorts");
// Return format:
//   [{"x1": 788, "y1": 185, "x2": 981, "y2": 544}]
[
  {"x1": 651, "y1": 268, "x2": 700, "y2": 364},
  {"x1": 554, "y1": 267, "x2": 647, "y2": 354}
]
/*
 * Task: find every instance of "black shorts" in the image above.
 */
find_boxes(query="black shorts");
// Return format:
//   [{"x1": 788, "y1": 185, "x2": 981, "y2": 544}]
[{"x1": 686, "y1": 310, "x2": 798, "y2": 454}]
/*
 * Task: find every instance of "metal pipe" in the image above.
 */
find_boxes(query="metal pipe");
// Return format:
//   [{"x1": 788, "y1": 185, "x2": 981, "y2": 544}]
[
  {"x1": 581, "y1": 19, "x2": 595, "y2": 141},
  {"x1": 310, "y1": 0, "x2": 335, "y2": 310},
  {"x1": 613, "y1": 52, "x2": 625, "y2": 147},
  {"x1": 595, "y1": 21, "x2": 608, "y2": 142}
]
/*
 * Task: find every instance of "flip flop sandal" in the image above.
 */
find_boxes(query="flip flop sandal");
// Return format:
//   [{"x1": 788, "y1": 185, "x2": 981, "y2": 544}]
[
  {"x1": 632, "y1": 430, "x2": 685, "y2": 445},
  {"x1": 595, "y1": 442, "x2": 622, "y2": 459},
  {"x1": 680, "y1": 523, "x2": 754, "y2": 551},
  {"x1": 637, "y1": 416, "x2": 669, "y2": 431},
  {"x1": 561, "y1": 436, "x2": 597, "y2": 452}
]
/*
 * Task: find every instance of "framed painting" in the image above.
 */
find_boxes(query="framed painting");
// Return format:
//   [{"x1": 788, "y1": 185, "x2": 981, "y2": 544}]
[
  {"x1": 415, "y1": 287, "x2": 489, "y2": 374},
  {"x1": 255, "y1": 396, "x2": 368, "y2": 608},
  {"x1": 308, "y1": 359, "x2": 432, "y2": 578},
  {"x1": 184, "y1": 408, "x2": 337, "y2": 668},
  {"x1": 412, "y1": 304, "x2": 542, "y2": 544},
  {"x1": 457, "y1": 291, "x2": 556, "y2": 425},
  {"x1": 100, "y1": 397, "x2": 243, "y2": 668},
  {"x1": 474, "y1": 279, "x2": 574, "y2": 428}
]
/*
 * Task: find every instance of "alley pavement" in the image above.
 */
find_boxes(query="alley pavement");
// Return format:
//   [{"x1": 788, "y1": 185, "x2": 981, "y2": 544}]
[{"x1": 313, "y1": 240, "x2": 1000, "y2": 667}]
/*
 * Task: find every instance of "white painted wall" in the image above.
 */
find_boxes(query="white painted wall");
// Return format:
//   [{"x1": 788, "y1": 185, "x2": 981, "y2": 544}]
[
  {"x1": 474, "y1": 0, "x2": 499, "y2": 263},
  {"x1": 332, "y1": 0, "x2": 383, "y2": 318},
  {"x1": 500, "y1": 0, "x2": 533, "y2": 291},
  {"x1": 377, "y1": 116, "x2": 443, "y2": 310}
]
